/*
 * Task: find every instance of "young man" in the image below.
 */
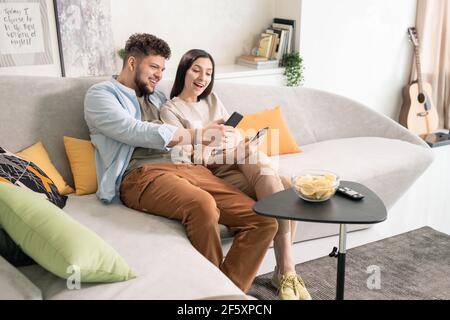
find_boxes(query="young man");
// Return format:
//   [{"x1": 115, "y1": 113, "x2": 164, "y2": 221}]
[{"x1": 84, "y1": 33, "x2": 278, "y2": 293}]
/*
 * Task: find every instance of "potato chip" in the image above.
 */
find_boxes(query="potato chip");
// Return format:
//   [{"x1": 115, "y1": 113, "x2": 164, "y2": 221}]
[{"x1": 293, "y1": 172, "x2": 339, "y2": 202}]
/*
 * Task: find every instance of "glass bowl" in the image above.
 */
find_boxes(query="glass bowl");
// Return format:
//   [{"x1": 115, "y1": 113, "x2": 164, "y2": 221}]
[{"x1": 291, "y1": 169, "x2": 340, "y2": 202}]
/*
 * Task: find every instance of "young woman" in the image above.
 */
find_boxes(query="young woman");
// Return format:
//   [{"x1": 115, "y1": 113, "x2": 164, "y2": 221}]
[{"x1": 160, "y1": 49, "x2": 311, "y2": 300}]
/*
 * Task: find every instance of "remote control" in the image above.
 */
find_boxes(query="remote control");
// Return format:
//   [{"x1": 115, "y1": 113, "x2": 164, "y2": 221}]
[{"x1": 337, "y1": 186, "x2": 365, "y2": 200}]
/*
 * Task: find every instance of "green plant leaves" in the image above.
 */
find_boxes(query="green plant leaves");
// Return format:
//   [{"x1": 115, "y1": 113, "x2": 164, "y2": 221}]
[{"x1": 282, "y1": 52, "x2": 304, "y2": 87}]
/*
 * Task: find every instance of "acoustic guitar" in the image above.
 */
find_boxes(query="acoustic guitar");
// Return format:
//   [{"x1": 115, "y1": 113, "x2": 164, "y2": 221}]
[{"x1": 399, "y1": 27, "x2": 438, "y2": 137}]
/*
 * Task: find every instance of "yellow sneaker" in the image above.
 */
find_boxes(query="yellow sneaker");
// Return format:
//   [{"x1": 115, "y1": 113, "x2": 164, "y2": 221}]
[{"x1": 272, "y1": 271, "x2": 312, "y2": 300}]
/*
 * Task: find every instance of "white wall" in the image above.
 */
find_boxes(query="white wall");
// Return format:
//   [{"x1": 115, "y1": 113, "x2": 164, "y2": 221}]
[
  {"x1": 300, "y1": 0, "x2": 417, "y2": 120},
  {"x1": 0, "y1": 0, "x2": 277, "y2": 77},
  {"x1": 110, "y1": 0, "x2": 275, "y2": 72},
  {"x1": 0, "y1": 0, "x2": 61, "y2": 76},
  {"x1": 0, "y1": 0, "x2": 418, "y2": 123}
]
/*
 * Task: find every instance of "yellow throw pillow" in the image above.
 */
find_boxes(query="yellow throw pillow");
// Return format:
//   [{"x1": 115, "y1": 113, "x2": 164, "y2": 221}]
[
  {"x1": 16, "y1": 142, "x2": 74, "y2": 195},
  {"x1": 63, "y1": 136, "x2": 97, "y2": 196},
  {"x1": 236, "y1": 106, "x2": 302, "y2": 156}
]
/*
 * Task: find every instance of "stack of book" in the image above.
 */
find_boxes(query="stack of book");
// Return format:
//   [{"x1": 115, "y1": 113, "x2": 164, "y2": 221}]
[
  {"x1": 266, "y1": 18, "x2": 295, "y2": 61},
  {"x1": 236, "y1": 17, "x2": 296, "y2": 69},
  {"x1": 236, "y1": 55, "x2": 280, "y2": 69}
]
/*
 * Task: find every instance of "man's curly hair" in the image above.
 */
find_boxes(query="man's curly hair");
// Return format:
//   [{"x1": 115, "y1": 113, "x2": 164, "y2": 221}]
[{"x1": 123, "y1": 33, "x2": 171, "y2": 66}]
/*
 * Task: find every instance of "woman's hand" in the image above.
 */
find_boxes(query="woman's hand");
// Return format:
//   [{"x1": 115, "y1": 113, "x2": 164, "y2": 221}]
[
  {"x1": 223, "y1": 127, "x2": 243, "y2": 150},
  {"x1": 202, "y1": 119, "x2": 236, "y2": 147},
  {"x1": 233, "y1": 136, "x2": 259, "y2": 163},
  {"x1": 203, "y1": 134, "x2": 260, "y2": 167}
]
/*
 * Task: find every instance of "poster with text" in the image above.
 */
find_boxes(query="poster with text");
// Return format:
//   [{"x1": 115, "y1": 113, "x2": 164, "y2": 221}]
[{"x1": 0, "y1": 0, "x2": 53, "y2": 68}]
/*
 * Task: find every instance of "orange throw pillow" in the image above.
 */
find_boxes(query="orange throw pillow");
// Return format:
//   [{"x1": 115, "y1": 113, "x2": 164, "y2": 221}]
[
  {"x1": 63, "y1": 136, "x2": 97, "y2": 195},
  {"x1": 236, "y1": 106, "x2": 302, "y2": 156}
]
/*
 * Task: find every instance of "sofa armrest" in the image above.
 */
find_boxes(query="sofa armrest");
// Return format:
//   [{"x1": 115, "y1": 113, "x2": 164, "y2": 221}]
[
  {"x1": 0, "y1": 256, "x2": 42, "y2": 300},
  {"x1": 297, "y1": 88, "x2": 429, "y2": 148}
]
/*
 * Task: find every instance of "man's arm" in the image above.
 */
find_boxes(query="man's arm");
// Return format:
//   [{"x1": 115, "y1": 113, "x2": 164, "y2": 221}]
[
  {"x1": 167, "y1": 122, "x2": 228, "y2": 147},
  {"x1": 84, "y1": 85, "x2": 178, "y2": 150},
  {"x1": 160, "y1": 105, "x2": 231, "y2": 148}
]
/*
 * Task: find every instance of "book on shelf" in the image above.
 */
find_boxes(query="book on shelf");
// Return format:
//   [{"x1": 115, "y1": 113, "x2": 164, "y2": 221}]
[
  {"x1": 239, "y1": 54, "x2": 268, "y2": 62},
  {"x1": 265, "y1": 28, "x2": 286, "y2": 61},
  {"x1": 236, "y1": 57, "x2": 280, "y2": 70},
  {"x1": 264, "y1": 29, "x2": 280, "y2": 60},
  {"x1": 257, "y1": 32, "x2": 277, "y2": 58},
  {"x1": 272, "y1": 17, "x2": 296, "y2": 55},
  {"x1": 236, "y1": 17, "x2": 295, "y2": 69},
  {"x1": 273, "y1": 18, "x2": 295, "y2": 30},
  {"x1": 272, "y1": 23, "x2": 293, "y2": 54}
]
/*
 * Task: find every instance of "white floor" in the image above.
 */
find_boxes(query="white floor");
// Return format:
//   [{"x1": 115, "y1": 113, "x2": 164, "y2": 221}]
[{"x1": 257, "y1": 144, "x2": 450, "y2": 275}]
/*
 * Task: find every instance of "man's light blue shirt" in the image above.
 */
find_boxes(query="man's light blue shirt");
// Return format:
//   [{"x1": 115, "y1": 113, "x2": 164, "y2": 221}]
[{"x1": 84, "y1": 77, "x2": 178, "y2": 203}]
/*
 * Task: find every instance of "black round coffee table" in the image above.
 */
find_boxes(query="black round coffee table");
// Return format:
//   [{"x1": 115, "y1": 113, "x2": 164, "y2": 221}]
[{"x1": 253, "y1": 181, "x2": 387, "y2": 300}]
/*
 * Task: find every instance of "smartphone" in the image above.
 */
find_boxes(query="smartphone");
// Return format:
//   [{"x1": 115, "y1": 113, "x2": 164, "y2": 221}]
[
  {"x1": 250, "y1": 127, "x2": 269, "y2": 143},
  {"x1": 224, "y1": 112, "x2": 244, "y2": 127}
]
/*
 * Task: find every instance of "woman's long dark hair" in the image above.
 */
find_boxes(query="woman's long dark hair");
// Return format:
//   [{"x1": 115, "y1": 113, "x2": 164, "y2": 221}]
[{"x1": 170, "y1": 49, "x2": 215, "y2": 100}]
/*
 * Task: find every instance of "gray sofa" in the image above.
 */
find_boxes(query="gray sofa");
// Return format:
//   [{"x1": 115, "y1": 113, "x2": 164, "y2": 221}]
[{"x1": 0, "y1": 76, "x2": 433, "y2": 299}]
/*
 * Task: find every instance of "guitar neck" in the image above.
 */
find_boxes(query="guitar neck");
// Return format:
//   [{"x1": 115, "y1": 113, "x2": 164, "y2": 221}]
[{"x1": 414, "y1": 45, "x2": 424, "y2": 94}]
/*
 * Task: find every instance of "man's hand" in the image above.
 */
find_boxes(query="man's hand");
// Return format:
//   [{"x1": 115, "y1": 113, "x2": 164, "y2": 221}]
[
  {"x1": 202, "y1": 119, "x2": 235, "y2": 147},
  {"x1": 167, "y1": 119, "x2": 241, "y2": 148}
]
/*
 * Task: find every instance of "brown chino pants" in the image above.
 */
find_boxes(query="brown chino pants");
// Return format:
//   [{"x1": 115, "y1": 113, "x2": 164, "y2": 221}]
[
  {"x1": 120, "y1": 163, "x2": 278, "y2": 293},
  {"x1": 212, "y1": 156, "x2": 297, "y2": 238}
]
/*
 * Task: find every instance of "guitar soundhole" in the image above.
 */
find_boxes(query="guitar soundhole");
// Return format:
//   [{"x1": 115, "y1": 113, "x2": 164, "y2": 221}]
[{"x1": 417, "y1": 93, "x2": 425, "y2": 104}]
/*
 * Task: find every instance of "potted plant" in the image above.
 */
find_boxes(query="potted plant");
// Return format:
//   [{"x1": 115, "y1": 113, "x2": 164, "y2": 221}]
[{"x1": 282, "y1": 52, "x2": 304, "y2": 87}]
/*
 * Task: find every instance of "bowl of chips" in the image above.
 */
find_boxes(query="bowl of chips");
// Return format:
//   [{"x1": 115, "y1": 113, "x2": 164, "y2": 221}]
[{"x1": 292, "y1": 169, "x2": 340, "y2": 202}]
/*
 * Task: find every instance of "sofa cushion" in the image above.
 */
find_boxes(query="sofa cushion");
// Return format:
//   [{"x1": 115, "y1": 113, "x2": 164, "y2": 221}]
[
  {"x1": 16, "y1": 142, "x2": 75, "y2": 195},
  {"x1": 0, "y1": 183, "x2": 135, "y2": 283},
  {"x1": 236, "y1": 106, "x2": 302, "y2": 156},
  {"x1": 18, "y1": 194, "x2": 245, "y2": 299},
  {"x1": 63, "y1": 136, "x2": 97, "y2": 195},
  {"x1": 269, "y1": 137, "x2": 433, "y2": 243},
  {"x1": 0, "y1": 147, "x2": 67, "y2": 208},
  {"x1": 0, "y1": 255, "x2": 42, "y2": 300},
  {"x1": 275, "y1": 137, "x2": 434, "y2": 210}
]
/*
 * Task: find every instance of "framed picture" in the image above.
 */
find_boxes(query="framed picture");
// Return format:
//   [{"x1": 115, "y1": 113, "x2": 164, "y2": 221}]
[
  {"x1": 53, "y1": 0, "x2": 116, "y2": 77},
  {"x1": 0, "y1": 0, "x2": 54, "y2": 68}
]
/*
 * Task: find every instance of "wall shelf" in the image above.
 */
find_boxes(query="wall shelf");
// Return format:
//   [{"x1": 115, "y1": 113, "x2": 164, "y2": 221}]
[
  {"x1": 164, "y1": 64, "x2": 285, "y2": 86},
  {"x1": 215, "y1": 64, "x2": 284, "y2": 80}
]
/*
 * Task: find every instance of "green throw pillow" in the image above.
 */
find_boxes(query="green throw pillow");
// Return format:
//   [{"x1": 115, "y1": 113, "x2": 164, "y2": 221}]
[{"x1": 0, "y1": 182, "x2": 136, "y2": 282}]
